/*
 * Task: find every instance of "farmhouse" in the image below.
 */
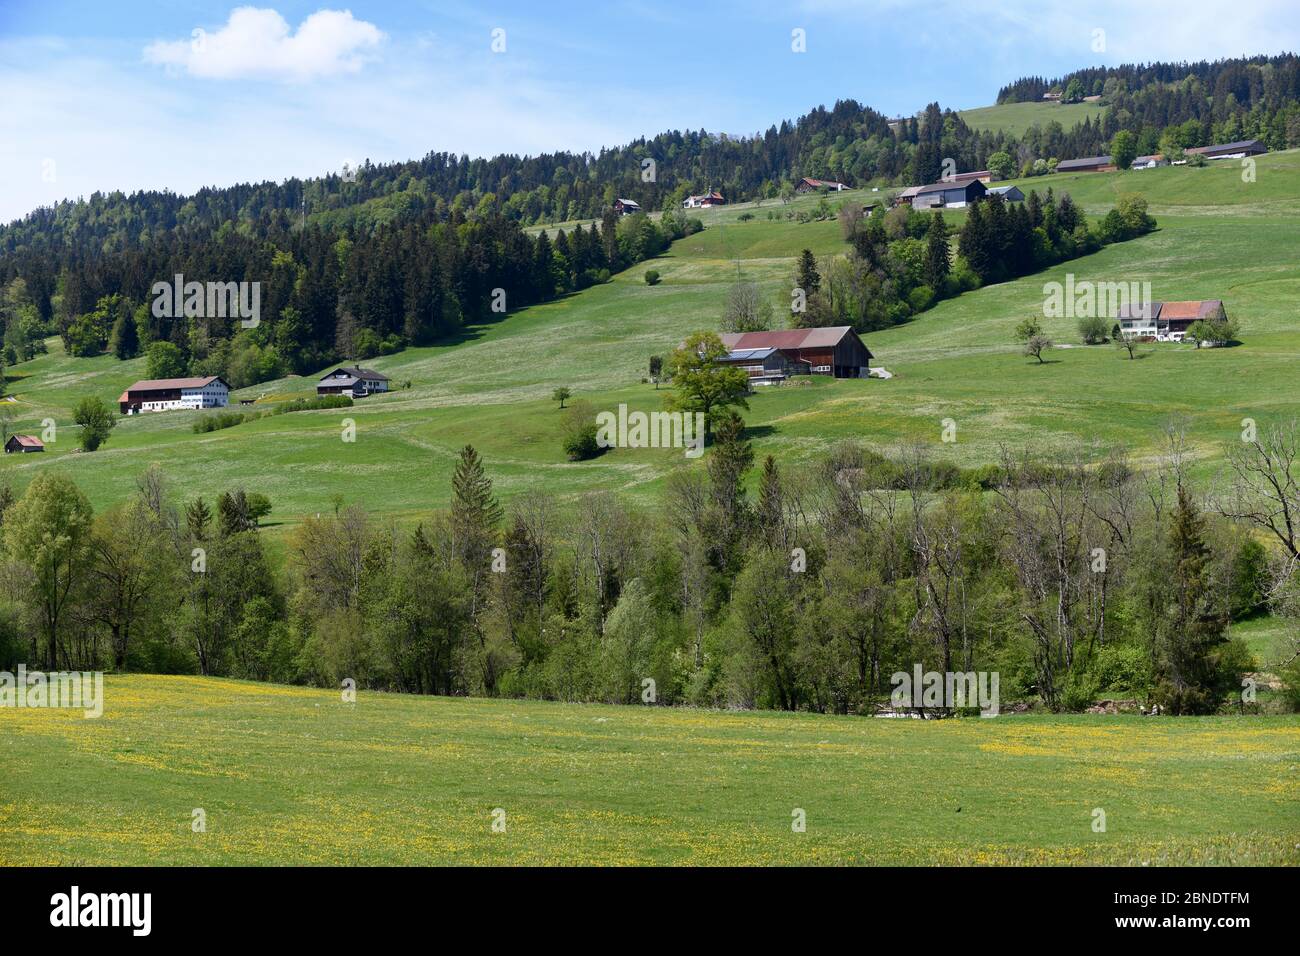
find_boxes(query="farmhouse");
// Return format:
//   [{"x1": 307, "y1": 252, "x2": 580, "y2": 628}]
[
  {"x1": 911, "y1": 179, "x2": 988, "y2": 209},
  {"x1": 796, "y1": 177, "x2": 849, "y2": 193},
  {"x1": 1055, "y1": 155, "x2": 1115, "y2": 173},
  {"x1": 718, "y1": 326, "x2": 873, "y2": 380},
  {"x1": 1116, "y1": 299, "x2": 1226, "y2": 342},
  {"x1": 3, "y1": 435, "x2": 44, "y2": 453},
  {"x1": 987, "y1": 184, "x2": 1025, "y2": 201},
  {"x1": 317, "y1": 366, "x2": 390, "y2": 398},
  {"x1": 612, "y1": 198, "x2": 642, "y2": 215},
  {"x1": 1131, "y1": 154, "x2": 1168, "y2": 170},
  {"x1": 951, "y1": 170, "x2": 993, "y2": 185},
  {"x1": 1185, "y1": 140, "x2": 1267, "y2": 160},
  {"x1": 118, "y1": 376, "x2": 230, "y2": 415},
  {"x1": 682, "y1": 191, "x2": 725, "y2": 208}
]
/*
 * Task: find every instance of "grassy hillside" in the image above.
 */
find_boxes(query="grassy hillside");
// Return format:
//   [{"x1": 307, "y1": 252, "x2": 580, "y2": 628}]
[
  {"x1": 3, "y1": 154, "x2": 1300, "y2": 527},
  {"x1": 959, "y1": 100, "x2": 1107, "y2": 135},
  {"x1": 1, "y1": 674, "x2": 1295, "y2": 865}
]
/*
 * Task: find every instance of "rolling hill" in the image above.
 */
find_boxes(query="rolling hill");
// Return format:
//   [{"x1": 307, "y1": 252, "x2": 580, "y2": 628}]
[{"x1": 3, "y1": 152, "x2": 1300, "y2": 529}]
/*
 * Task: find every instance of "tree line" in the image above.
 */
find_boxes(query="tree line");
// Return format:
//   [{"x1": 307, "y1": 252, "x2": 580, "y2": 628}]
[
  {"x1": 0, "y1": 209, "x2": 700, "y2": 392},
  {"x1": 3, "y1": 423, "x2": 1297, "y2": 716}
]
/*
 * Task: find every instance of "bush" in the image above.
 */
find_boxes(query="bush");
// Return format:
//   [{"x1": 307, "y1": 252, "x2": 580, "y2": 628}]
[
  {"x1": 563, "y1": 423, "x2": 600, "y2": 461},
  {"x1": 1077, "y1": 314, "x2": 1110, "y2": 344},
  {"x1": 644, "y1": 270, "x2": 661, "y2": 286},
  {"x1": 1091, "y1": 643, "x2": 1152, "y2": 695},
  {"x1": 193, "y1": 411, "x2": 251, "y2": 433},
  {"x1": 907, "y1": 284, "x2": 935, "y2": 313}
]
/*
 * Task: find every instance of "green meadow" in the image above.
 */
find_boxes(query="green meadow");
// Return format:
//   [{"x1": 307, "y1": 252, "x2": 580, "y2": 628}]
[
  {"x1": 958, "y1": 99, "x2": 1108, "y2": 135},
  {"x1": 3, "y1": 152, "x2": 1300, "y2": 529},
  {"x1": 1, "y1": 675, "x2": 1295, "y2": 865}
]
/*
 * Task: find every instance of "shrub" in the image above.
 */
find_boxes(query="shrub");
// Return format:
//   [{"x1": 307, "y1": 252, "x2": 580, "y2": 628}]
[
  {"x1": 563, "y1": 423, "x2": 600, "y2": 461},
  {"x1": 1077, "y1": 314, "x2": 1110, "y2": 344},
  {"x1": 644, "y1": 270, "x2": 661, "y2": 286}
]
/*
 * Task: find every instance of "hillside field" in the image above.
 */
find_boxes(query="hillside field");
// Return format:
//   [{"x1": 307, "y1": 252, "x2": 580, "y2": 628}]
[
  {"x1": 1, "y1": 674, "x2": 1296, "y2": 865},
  {"x1": 958, "y1": 99, "x2": 1108, "y2": 135},
  {"x1": 3, "y1": 152, "x2": 1300, "y2": 531}
]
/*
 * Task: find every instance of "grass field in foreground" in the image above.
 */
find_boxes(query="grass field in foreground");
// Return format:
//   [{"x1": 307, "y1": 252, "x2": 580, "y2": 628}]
[{"x1": 1, "y1": 675, "x2": 1296, "y2": 865}]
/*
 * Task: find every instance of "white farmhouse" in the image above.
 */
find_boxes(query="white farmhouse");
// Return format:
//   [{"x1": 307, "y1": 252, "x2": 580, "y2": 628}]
[{"x1": 118, "y1": 376, "x2": 231, "y2": 414}]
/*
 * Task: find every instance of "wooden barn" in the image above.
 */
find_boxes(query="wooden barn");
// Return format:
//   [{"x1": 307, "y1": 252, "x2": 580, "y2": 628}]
[
  {"x1": 718, "y1": 327, "x2": 872, "y2": 379},
  {"x1": 4, "y1": 435, "x2": 44, "y2": 453}
]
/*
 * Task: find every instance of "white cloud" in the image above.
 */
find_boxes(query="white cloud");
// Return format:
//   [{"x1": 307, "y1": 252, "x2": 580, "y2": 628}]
[{"x1": 143, "y1": 7, "x2": 384, "y2": 82}]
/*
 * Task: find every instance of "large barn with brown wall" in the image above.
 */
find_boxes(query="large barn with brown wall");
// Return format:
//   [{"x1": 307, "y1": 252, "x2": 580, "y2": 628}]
[{"x1": 718, "y1": 327, "x2": 872, "y2": 381}]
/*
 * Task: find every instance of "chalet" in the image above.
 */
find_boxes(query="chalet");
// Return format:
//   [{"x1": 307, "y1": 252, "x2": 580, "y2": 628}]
[
  {"x1": 892, "y1": 185, "x2": 923, "y2": 206},
  {"x1": 612, "y1": 198, "x2": 642, "y2": 215},
  {"x1": 1042, "y1": 91, "x2": 1062, "y2": 101},
  {"x1": 1116, "y1": 300, "x2": 1226, "y2": 342},
  {"x1": 987, "y1": 184, "x2": 1025, "y2": 201},
  {"x1": 4, "y1": 435, "x2": 44, "y2": 454},
  {"x1": 796, "y1": 177, "x2": 849, "y2": 194},
  {"x1": 911, "y1": 179, "x2": 988, "y2": 210},
  {"x1": 1056, "y1": 155, "x2": 1115, "y2": 173},
  {"x1": 951, "y1": 170, "x2": 993, "y2": 185},
  {"x1": 118, "y1": 376, "x2": 230, "y2": 415},
  {"x1": 718, "y1": 327, "x2": 873, "y2": 380},
  {"x1": 682, "y1": 191, "x2": 725, "y2": 208},
  {"x1": 1131, "y1": 154, "x2": 1168, "y2": 170},
  {"x1": 317, "y1": 366, "x2": 390, "y2": 398},
  {"x1": 1185, "y1": 140, "x2": 1267, "y2": 160}
]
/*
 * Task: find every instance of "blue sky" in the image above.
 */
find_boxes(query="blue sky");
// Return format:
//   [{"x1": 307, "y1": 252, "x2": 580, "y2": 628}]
[{"x1": 1, "y1": 0, "x2": 1296, "y2": 222}]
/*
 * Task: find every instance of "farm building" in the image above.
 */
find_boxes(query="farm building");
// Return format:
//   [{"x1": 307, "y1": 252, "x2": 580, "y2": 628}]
[
  {"x1": 892, "y1": 185, "x2": 923, "y2": 206},
  {"x1": 912, "y1": 179, "x2": 988, "y2": 209},
  {"x1": 1131, "y1": 154, "x2": 1168, "y2": 169},
  {"x1": 4, "y1": 435, "x2": 44, "y2": 453},
  {"x1": 718, "y1": 327, "x2": 873, "y2": 380},
  {"x1": 1116, "y1": 300, "x2": 1226, "y2": 342},
  {"x1": 612, "y1": 198, "x2": 642, "y2": 215},
  {"x1": 682, "y1": 192, "x2": 725, "y2": 208},
  {"x1": 796, "y1": 177, "x2": 849, "y2": 194},
  {"x1": 1056, "y1": 155, "x2": 1116, "y2": 173},
  {"x1": 317, "y1": 366, "x2": 391, "y2": 398},
  {"x1": 118, "y1": 376, "x2": 230, "y2": 415},
  {"x1": 951, "y1": 170, "x2": 992, "y2": 185},
  {"x1": 987, "y1": 185, "x2": 1025, "y2": 201},
  {"x1": 1185, "y1": 140, "x2": 1267, "y2": 160}
]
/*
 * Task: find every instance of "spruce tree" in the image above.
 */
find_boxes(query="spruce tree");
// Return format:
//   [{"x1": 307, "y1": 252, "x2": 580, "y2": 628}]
[
  {"x1": 795, "y1": 249, "x2": 821, "y2": 296},
  {"x1": 923, "y1": 212, "x2": 950, "y2": 290},
  {"x1": 1156, "y1": 487, "x2": 1232, "y2": 714}
]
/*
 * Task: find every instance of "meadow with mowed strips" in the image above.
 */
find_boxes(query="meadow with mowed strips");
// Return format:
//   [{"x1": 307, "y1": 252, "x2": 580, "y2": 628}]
[{"x1": 2, "y1": 676, "x2": 1297, "y2": 866}]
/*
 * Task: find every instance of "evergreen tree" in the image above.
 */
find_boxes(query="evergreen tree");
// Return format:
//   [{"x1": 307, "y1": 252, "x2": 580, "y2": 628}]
[
  {"x1": 795, "y1": 249, "x2": 821, "y2": 295},
  {"x1": 1155, "y1": 488, "x2": 1235, "y2": 714},
  {"x1": 923, "y1": 212, "x2": 950, "y2": 290}
]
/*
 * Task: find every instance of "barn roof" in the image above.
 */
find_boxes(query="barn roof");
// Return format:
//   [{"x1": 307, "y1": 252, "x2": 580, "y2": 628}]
[
  {"x1": 1115, "y1": 300, "x2": 1223, "y2": 320},
  {"x1": 6, "y1": 435, "x2": 43, "y2": 448},
  {"x1": 719, "y1": 326, "x2": 871, "y2": 357},
  {"x1": 126, "y1": 376, "x2": 226, "y2": 392},
  {"x1": 915, "y1": 180, "x2": 985, "y2": 195},
  {"x1": 1185, "y1": 140, "x2": 1264, "y2": 154},
  {"x1": 1056, "y1": 155, "x2": 1112, "y2": 170}
]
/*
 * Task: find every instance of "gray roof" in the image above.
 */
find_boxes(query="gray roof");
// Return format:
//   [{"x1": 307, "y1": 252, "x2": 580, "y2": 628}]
[
  {"x1": 324, "y1": 365, "x2": 388, "y2": 382},
  {"x1": 1056, "y1": 155, "x2": 1112, "y2": 170}
]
